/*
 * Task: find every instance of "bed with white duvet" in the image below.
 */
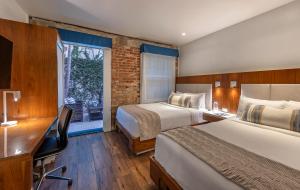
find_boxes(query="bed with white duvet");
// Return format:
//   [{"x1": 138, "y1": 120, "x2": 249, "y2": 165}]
[
  {"x1": 116, "y1": 84, "x2": 212, "y2": 141},
  {"x1": 155, "y1": 118, "x2": 300, "y2": 190},
  {"x1": 153, "y1": 84, "x2": 300, "y2": 190},
  {"x1": 116, "y1": 102, "x2": 206, "y2": 139},
  {"x1": 116, "y1": 84, "x2": 212, "y2": 155}
]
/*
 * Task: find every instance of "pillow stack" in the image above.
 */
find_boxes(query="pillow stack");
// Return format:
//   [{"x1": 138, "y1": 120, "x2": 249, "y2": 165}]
[
  {"x1": 238, "y1": 96, "x2": 300, "y2": 132},
  {"x1": 168, "y1": 92, "x2": 206, "y2": 109},
  {"x1": 237, "y1": 96, "x2": 286, "y2": 118},
  {"x1": 168, "y1": 92, "x2": 191, "y2": 107},
  {"x1": 185, "y1": 93, "x2": 206, "y2": 109}
]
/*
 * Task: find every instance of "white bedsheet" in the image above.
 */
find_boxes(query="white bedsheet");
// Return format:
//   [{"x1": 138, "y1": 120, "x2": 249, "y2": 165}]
[
  {"x1": 116, "y1": 102, "x2": 205, "y2": 138},
  {"x1": 155, "y1": 118, "x2": 300, "y2": 190}
]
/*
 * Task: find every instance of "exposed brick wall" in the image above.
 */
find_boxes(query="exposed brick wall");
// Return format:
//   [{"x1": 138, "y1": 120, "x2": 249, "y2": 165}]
[{"x1": 111, "y1": 45, "x2": 140, "y2": 125}]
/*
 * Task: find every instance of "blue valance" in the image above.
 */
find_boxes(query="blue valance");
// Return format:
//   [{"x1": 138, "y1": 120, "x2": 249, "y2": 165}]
[
  {"x1": 58, "y1": 29, "x2": 112, "y2": 48},
  {"x1": 140, "y1": 44, "x2": 179, "y2": 57}
]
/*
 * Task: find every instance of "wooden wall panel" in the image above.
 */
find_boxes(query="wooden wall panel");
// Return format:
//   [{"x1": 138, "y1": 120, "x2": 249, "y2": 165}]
[
  {"x1": 176, "y1": 74, "x2": 214, "y2": 84},
  {"x1": 271, "y1": 69, "x2": 296, "y2": 84},
  {"x1": 212, "y1": 74, "x2": 227, "y2": 111},
  {"x1": 296, "y1": 70, "x2": 300, "y2": 83},
  {"x1": 177, "y1": 68, "x2": 300, "y2": 113},
  {"x1": 0, "y1": 19, "x2": 58, "y2": 120},
  {"x1": 227, "y1": 73, "x2": 241, "y2": 112},
  {"x1": 0, "y1": 155, "x2": 32, "y2": 190}
]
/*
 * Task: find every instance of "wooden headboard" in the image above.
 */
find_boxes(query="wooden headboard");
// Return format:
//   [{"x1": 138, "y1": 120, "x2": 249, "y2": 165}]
[{"x1": 176, "y1": 68, "x2": 300, "y2": 112}]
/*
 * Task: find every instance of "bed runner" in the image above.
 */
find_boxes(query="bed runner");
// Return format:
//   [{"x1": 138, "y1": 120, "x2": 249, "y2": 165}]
[
  {"x1": 121, "y1": 105, "x2": 161, "y2": 140},
  {"x1": 162, "y1": 126, "x2": 300, "y2": 190}
]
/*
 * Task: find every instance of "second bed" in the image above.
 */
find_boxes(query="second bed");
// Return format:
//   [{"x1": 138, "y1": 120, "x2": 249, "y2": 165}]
[{"x1": 116, "y1": 84, "x2": 212, "y2": 155}]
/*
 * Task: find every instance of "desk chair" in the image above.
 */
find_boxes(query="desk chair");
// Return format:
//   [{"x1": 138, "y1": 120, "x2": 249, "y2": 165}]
[{"x1": 34, "y1": 105, "x2": 73, "y2": 190}]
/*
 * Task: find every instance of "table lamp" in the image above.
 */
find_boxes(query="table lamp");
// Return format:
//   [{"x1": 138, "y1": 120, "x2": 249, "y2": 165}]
[{"x1": 1, "y1": 91, "x2": 21, "y2": 126}]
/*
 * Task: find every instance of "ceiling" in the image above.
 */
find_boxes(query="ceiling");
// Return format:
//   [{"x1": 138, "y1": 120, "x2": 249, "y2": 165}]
[{"x1": 16, "y1": 0, "x2": 294, "y2": 46}]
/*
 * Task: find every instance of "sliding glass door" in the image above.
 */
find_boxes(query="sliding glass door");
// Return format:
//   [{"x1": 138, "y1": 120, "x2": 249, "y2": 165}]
[{"x1": 63, "y1": 43, "x2": 104, "y2": 136}]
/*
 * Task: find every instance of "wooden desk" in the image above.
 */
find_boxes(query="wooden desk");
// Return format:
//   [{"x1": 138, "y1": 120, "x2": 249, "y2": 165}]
[{"x1": 0, "y1": 117, "x2": 55, "y2": 190}]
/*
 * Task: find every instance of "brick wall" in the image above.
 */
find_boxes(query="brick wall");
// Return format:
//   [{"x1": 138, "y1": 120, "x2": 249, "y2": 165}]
[
  {"x1": 111, "y1": 45, "x2": 140, "y2": 126},
  {"x1": 30, "y1": 17, "x2": 177, "y2": 128}
]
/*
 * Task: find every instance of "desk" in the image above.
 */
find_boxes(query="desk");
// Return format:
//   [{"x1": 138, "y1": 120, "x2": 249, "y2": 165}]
[{"x1": 0, "y1": 117, "x2": 55, "y2": 190}]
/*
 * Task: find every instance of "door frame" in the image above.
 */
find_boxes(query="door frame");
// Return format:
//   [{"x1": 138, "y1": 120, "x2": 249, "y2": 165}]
[{"x1": 103, "y1": 48, "x2": 112, "y2": 132}]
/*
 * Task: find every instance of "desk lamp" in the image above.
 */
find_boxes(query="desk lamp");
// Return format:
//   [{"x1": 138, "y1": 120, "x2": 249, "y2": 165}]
[{"x1": 1, "y1": 91, "x2": 21, "y2": 126}]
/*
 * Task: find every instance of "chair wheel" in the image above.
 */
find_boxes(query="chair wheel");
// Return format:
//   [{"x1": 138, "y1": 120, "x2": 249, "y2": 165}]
[
  {"x1": 68, "y1": 179, "x2": 72, "y2": 186},
  {"x1": 62, "y1": 166, "x2": 67, "y2": 173}
]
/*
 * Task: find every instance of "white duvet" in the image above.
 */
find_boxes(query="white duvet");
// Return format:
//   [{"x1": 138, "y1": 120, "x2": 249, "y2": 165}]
[
  {"x1": 155, "y1": 118, "x2": 300, "y2": 190},
  {"x1": 116, "y1": 102, "x2": 205, "y2": 139}
]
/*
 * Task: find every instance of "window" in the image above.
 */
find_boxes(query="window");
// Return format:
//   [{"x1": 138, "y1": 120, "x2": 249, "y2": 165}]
[{"x1": 141, "y1": 53, "x2": 176, "y2": 103}]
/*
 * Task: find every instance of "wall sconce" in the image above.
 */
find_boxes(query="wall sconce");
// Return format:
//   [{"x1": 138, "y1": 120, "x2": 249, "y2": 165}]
[
  {"x1": 1, "y1": 91, "x2": 21, "y2": 126},
  {"x1": 230, "y1": 81, "x2": 237, "y2": 88},
  {"x1": 215, "y1": 81, "x2": 221, "y2": 88}
]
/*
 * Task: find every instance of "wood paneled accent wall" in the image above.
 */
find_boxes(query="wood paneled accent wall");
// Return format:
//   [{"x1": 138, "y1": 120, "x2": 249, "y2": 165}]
[
  {"x1": 177, "y1": 68, "x2": 300, "y2": 113},
  {"x1": 0, "y1": 19, "x2": 58, "y2": 120}
]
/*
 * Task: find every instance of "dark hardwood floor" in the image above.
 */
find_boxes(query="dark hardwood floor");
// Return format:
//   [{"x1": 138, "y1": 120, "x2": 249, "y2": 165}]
[{"x1": 40, "y1": 131, "x2": 157, "y2": 190}]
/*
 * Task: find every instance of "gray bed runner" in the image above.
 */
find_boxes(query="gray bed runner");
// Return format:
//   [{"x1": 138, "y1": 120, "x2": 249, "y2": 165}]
[
  {"x1": 121, "y1": 105, "x2": 161, "y2": 140},
  {"x1": 162, "y1": 126, "x2": 300, "y2": 190}
]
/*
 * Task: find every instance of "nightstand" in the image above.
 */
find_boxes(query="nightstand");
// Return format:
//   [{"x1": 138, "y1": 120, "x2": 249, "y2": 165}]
[{"x1": 203, "y1": 111, "x2": 236, "y2": 123}]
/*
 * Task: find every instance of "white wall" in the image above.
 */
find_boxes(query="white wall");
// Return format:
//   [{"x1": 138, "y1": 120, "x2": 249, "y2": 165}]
[
  {"x1": 0, "y1": 0, "x2": 28, "y2": 23},
  {"x1": 179, "y1": 1, "x2": 300, "y2": 76}
]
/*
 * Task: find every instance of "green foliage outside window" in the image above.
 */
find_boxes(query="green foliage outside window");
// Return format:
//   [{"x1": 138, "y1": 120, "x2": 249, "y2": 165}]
[{"x1": 65, "y1": 45, "x2": 103, "y2": 109}]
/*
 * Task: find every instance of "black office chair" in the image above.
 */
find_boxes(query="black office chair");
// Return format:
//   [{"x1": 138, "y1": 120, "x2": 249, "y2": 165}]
[{"x1": 34, "y1": 105, "x2": 73, "y2": 190}]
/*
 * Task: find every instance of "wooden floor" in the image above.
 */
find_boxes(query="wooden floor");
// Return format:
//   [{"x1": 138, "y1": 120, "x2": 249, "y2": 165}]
[{"x1": 41, "y1": 131, "x2": 157, "y2": 190}]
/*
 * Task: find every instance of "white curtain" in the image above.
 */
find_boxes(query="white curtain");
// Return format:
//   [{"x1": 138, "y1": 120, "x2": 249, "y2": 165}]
[{"x1": 141, "y1": 53, "x2": 176, "y2": 103}]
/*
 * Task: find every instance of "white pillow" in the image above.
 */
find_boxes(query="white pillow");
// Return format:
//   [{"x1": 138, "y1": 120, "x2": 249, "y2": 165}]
[
  {"x1": 184, "y1": 93, "x2": 206, "y2": 109},
  {"x1": 241, "y1": 104, "x2": 299, "y2": 132},
  {"x1": 168, "y1": 92, "x2": 191, "y2": 107},
  {"x1": 180, "y1": 93, "x2": 192, "y2": 107},
  {"x1": 168, "y1": 92, "x2": 182, "y2": 106},
  {"x1": 237, "y1": 96, "x2": 287, "y2": 118}
]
